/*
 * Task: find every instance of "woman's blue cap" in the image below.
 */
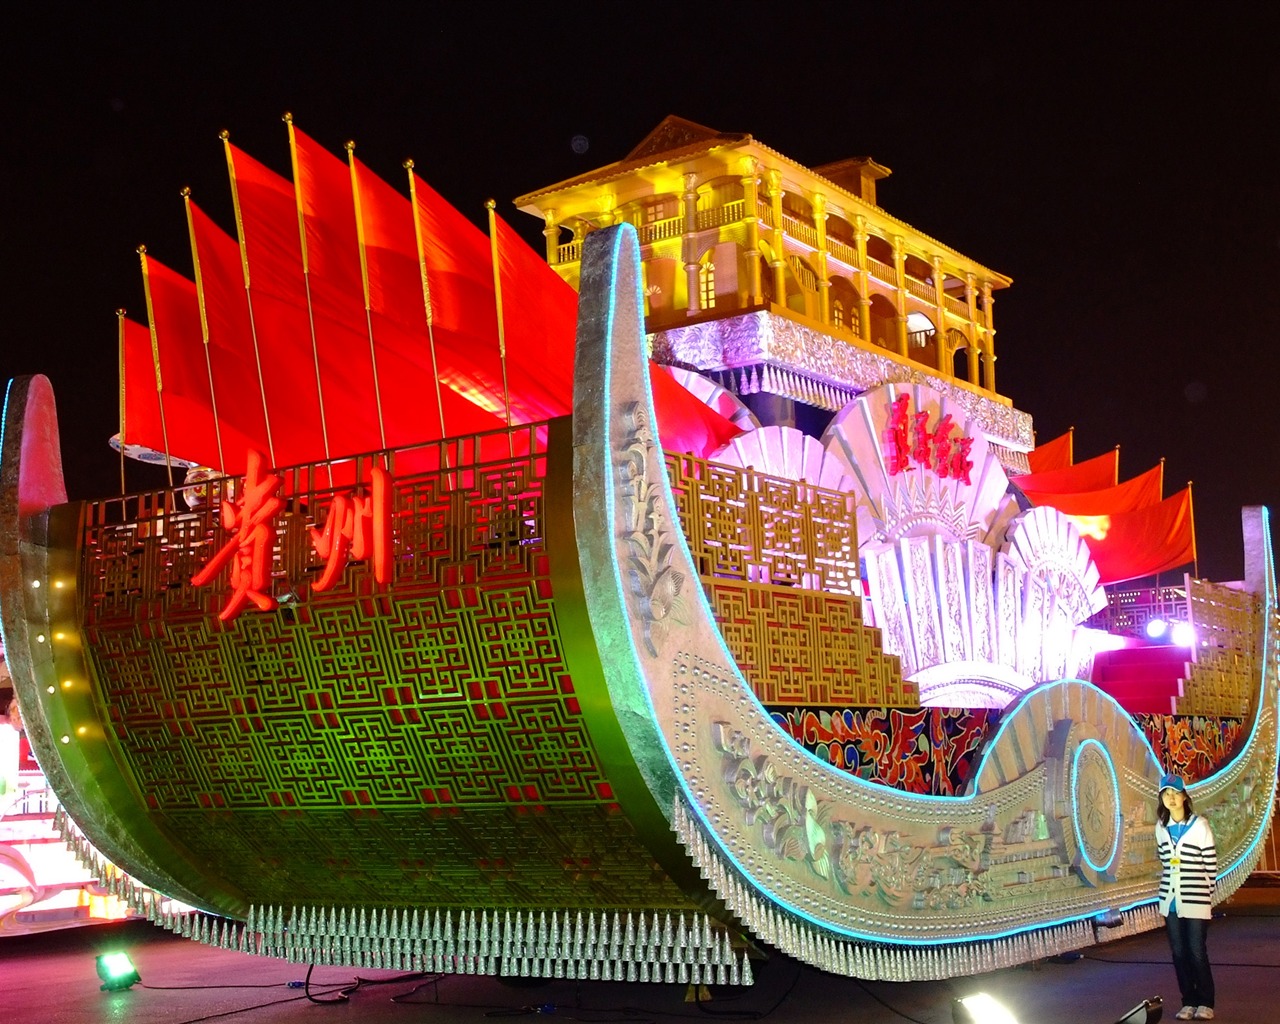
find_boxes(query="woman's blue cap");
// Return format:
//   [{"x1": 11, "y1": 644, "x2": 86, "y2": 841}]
[{"x1": 1159, "y1": 774, "x2": 1186, "y2": 793}]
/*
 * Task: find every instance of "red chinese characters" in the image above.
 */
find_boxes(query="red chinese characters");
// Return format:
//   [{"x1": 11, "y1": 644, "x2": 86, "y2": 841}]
[
  {"x1": 191, "y1": 449, "x2": 283, "y2": 621},
  {"x1": 309, "y1": 465, "x2": 393, "y2": 591},
  {"x1": 193, "y1": 453, "x2": 394, "y2": 621},
  {"x1": 882, "y1": 395, "x2": 973, "y2": 485}
]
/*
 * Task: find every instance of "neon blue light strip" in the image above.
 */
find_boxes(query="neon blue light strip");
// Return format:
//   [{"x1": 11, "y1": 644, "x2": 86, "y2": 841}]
[{"x1": 1072, "y1": 738, "x2": 1121, "y2": 874}]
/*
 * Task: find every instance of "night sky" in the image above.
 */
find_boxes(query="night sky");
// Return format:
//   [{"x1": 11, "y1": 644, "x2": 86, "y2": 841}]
[{"x1": 3, "y1": 7, "x2": 1278, "y2": 582}]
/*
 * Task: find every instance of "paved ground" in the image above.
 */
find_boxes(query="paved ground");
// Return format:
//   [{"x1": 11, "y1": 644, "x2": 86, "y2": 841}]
[{"x1": 3, "y1": 887, "x2": 1277, "y2": 1024}]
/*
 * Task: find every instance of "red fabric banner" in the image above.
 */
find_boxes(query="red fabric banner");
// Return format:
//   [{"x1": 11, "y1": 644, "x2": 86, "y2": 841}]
[
  {"x1": 121, "y1": 317, "x2": 161, "y2": 451},
  {"x1": 1015, "y1": 448, "x2": 1118, "y2": 495},
  {"x1": 491, "y1": 212, "x2": 575, "y2": 421},
  {"x1": 224, "y1": 142, "x2": 325, "y2": 466},
  {"x1": 1027, "y1": 428, "x2": 1073, "y2": 473},
  {"x1": 186, "y1": 201, "x2": 271, "y2": 474},
  {"x1": 349, "y1": 154, "x2": 502, "y2": 445},
  {"x1": 1020, "y1": 462, "x2": 1164, "y2": 517},
  {"x1": 647, "y1": 362, "x2": 743, "y2": 458},
  {"x1": 145, "y1": 257, "x2": 259, "y2": 470},
  {"x1": 288, "y1": 125, "x2": 383, "y2": 455},
  {"x1": 1070, "y1": 487, "x2": 1196, "y2": 584},
  {"x1": 122, "y1": 141, "x2": 740, "y2": 475}
]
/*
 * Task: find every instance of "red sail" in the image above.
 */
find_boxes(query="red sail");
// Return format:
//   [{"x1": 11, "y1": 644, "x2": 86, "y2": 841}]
[{"x1": 1071, "y1": 487, "x2": 1196, "y2": 584}]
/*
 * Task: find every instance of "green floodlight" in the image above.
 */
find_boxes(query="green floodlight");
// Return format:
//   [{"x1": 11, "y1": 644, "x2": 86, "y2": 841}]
[{"x1": 96, "y1": 951, "x2": 141, "y2": 991}]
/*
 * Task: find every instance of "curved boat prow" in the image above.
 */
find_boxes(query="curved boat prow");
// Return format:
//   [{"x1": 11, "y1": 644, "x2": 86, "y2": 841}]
[{"x1": 571, "y1": 224, "x2": 1279, "y2": 978}]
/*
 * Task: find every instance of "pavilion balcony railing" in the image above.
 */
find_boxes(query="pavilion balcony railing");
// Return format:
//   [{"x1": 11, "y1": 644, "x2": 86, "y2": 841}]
[
  {"x1": 825, "y1": 236, "x2": 860, "y2": 268},
  {"x1": 865, "y1": 255, "x2": 895, "y2": 284}
]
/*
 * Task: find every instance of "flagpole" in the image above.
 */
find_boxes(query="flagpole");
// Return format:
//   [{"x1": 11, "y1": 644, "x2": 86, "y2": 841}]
[
  {"x1": 485, "y1": 199, "x2": 514, "y2": 455},
  {"x1": 221, "y1": 129, "x2": 277, "y2": 467},
  {"x1": 182, "y1": 188, "x2": 227, "y2": 473},
  {"x1": 346, "y1": 140, "x2": 387, "y2": 451},
  {"x1": 137, "y1": 245, "x2": 175, "y2": 491},
  {"x1": 1157, "y1": 456, "x2": 1165, "y2": 499},
  {"x1": 116, "y1": 309, "x2": 127, "y2": 496},
  {"x1": 1187, "y1": 479, "x2": 1199, "y2": 580},
  {"x1": 1066, "y1": 425, "x2": 1074, "y2": 466},
  {"x1": 404, "y1": 160, "x2": 449, "y2": 444},
  {"x1": 283, "y1": 113, "x2": 333, "y2": 468}
]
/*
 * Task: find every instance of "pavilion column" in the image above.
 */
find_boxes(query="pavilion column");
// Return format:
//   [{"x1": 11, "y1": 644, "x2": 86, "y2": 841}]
[
  {"x1": 683, "y1": 173, "x2": 700, "y2": 315},
  {"x1": 932, "y1": 255, "x2": 948, "y2": 373},
  {"x1": 767, "y1": 170, "x2": 786, "y2": 306},
  {"x1": 854, "y1": 215, "x2": 871, "y2": 342},
  {"x1": 964, "y1": 274, "x2": 980, "y2": 386},
  {"x1": 542, "y1": 209, "x2": 559, "y2": 264},
  {"x1": 892, "y1": 235, "x2": 909, "y2": 357},
  {"x1": 740, "y1": 157, "x2": 763, "y2": 306},
  {"x1": 813, "y1": 193, "x2": 830, "y2": 324},
  {"x1": 981, "y1": 281, "x2": 996, "y2": 389}
]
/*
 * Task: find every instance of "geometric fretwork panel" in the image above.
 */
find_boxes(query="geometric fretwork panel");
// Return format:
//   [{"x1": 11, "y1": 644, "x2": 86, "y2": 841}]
[
  {"x1": 704, "y1": 578, "x2": 916, "y2": 707},
  {"x1": 1180, "y1": 577, "x2": 1261, "y2": 718},
  {"x1": 665, "y1": 451, "x2": 859, "y2": 593},
  {"x1": 76, "y1": 425, "x2": 696, "y2": 912}
]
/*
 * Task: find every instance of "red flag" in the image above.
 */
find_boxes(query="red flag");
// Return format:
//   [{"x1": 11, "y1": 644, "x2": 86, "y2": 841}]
[
  {"x1": 351, "y1": 155, "x2": 502, "y2": 443},
  {"x1": 223, "y1": 138, "x2": 326, "y2": 466},
  {"x1": 1027, "y1": 428, "x2": 1073, "y2": 473},
  {"x1": 145, "y1": 256, "x2": 261, "y2": 470},
  {"x1": 1070, "y1": 487, "x2": 1196, "y2": 584},
  {"x1": 121, "y1": 317, "x2": 162, "y2": 451},
  {"x1": 287, "y1": 123, "x2": 384, "y2": 454},
  {"x1": 408, "y1": 171, "x2": 507, "y2": 416},
  {"x1": 1021, "y1": 462, "x2": 1163, "y2": 517},
  {"x1": 491, "y1": 212, "x2": 575, "y2": 422},
  {"x1": 1015, "y1": 448, "x2": 1118, "y2": 495},
  {"x1": 647, "y1": 362, "x2": 743, "y2": 457}
]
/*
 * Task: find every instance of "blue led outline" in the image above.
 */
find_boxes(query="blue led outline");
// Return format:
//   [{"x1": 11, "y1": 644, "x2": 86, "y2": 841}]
[
  {"x1": 592, "y1": 229, "x2": 1278, "y2": 943},
  {"x1": 1213, "y1": 505, "x2": 1277, "y2": 880},
  {"x1": 1071, "y1": 738, "x2": 1122, "y2": 875},
  {"x1": 589, "y1": 226, "x2": 1129, "y2": 944}
]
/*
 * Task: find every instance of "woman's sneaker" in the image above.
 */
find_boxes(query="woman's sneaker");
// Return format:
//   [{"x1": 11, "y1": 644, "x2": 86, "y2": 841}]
[
  {"x1": 1192, "y1": 1009, "x2": 1214, "y2": 1020},
  {"x1": 1174, "y1": 1008, "x2": 1196, "y2": 1021}
]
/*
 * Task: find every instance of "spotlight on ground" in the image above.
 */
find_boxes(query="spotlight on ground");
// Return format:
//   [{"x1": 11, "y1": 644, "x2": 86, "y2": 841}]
[
  {"x1": 1171, "y1": 621, "x2": 1195, "y2": 647},
  {"x1": 95, "y1": 951, "x2": 141, "y2": 991},
  {"x1": 1113, "y1": 996, "x2": 1162, "y2": 1024},
  {"x1": 952, "y1": 992, "x2": 1020, "y2": 1024},
  {"x1": 1145, "y1": 618, "x2": 1168, "y2": 640}
]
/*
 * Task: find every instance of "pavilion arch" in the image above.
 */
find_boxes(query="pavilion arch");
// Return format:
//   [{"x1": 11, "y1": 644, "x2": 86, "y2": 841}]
[
  {"x1": 906, "y1": 311, "x2": 939, "y2": 368},
  {"x1": 946, "y1": 327, "x2": 972, "y2": 382},
  {"x1": 784, "y1": 254, "x2": 820, "y2": 319},
  {"x1": 867, "y1": 293, "x2": 898, "y2": 350},
  {"x1": 696, "y1": 175, "x2": 745, "y2": 215},
  {"x1": 902, "y1": 253, "x2": 933, "y2": 286},
  {"x1": 865, "y1": 233, "x2": 895, "y2": 275},
  {"x1": 828, "y1": 276, "x2": 862, "y2": 335}
]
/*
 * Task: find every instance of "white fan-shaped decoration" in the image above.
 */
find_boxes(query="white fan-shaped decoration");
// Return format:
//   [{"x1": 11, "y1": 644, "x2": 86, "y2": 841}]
[
  {"x1": 657, "y1": 364, "x2": 761, "y2": 432},
  {"x1": 1001, "y1": 505, "x2": 1107, "y2": 621},
  {"x1": 709, "y1": 425, "x2": 854, "y2": 491},
  {"x1": 822, "y1": 382, "x2": 1016, "y2": 548}
]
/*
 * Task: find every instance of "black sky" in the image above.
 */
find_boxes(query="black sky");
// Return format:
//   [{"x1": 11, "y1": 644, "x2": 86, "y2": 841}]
[{"x1": 3, "y1": 5, "x2": 1278, "y2": 581}]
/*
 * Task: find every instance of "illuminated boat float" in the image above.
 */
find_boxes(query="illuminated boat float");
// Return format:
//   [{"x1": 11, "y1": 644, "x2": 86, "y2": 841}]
[{"x1": 1, "y1": 118, "x2": 1275, "y2": 981}]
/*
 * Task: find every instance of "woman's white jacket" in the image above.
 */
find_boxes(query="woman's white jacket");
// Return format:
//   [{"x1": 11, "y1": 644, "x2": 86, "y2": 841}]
[{"x1": 1155, "y1": 814, "x2": 1216, "y2": 920}]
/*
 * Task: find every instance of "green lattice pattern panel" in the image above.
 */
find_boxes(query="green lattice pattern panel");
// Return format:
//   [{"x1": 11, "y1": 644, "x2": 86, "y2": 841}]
[
  {"x1": 705, "y1": 579, "x2": 914, "y2": 706},
  {"x1": 158, "y1": 806, "x2": 692, "y2": 911},
  {"x1": 86, "y1": 581, "x2": 605, "y2": 811},
  {"x1": 73, "y1": 428, "x2": 692, "y2": 910}
]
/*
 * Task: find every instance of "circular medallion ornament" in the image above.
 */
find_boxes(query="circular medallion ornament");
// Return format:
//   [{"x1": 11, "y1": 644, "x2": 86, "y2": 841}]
[
  {"x1": 1045, "y1": 723, "x2": 1126, "y2": 887},
  {"x1": 1071, "y1": 739, "x2": 1121, "y2": 878}
]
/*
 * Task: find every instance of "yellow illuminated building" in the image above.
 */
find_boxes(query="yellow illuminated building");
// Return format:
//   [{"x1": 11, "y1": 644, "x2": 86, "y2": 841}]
[{"x1": 517, "y1": 115, "x2": 1012, "y2": 394}]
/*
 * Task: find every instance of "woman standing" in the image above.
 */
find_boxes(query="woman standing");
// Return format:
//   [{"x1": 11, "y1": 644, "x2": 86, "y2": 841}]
[{"x1": 1155, "y1": 774, "x2": 1217, "y2": 1020}]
